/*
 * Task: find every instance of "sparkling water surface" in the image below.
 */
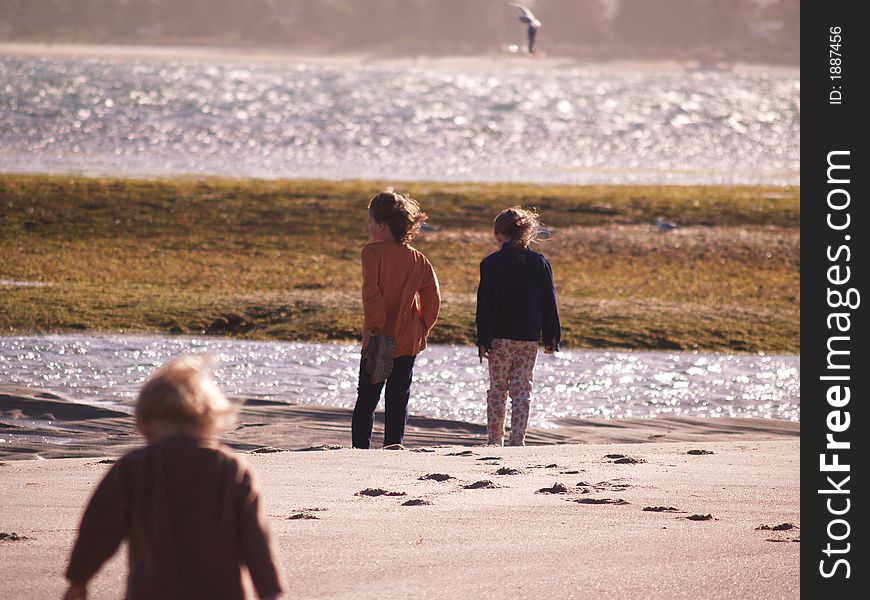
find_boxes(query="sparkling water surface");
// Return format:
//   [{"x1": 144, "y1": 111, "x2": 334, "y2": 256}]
[
  {"x1": 1, "y1": 58, "x2": 799, "y2": 184},
  {"x1": 0, "y1": 335, "x2": 800, "y2": 427}
]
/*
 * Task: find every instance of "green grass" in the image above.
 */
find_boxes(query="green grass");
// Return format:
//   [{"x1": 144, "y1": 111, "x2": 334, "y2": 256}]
[{"x1": 0, "y1": 174, "x2": 800, "y2": 352}]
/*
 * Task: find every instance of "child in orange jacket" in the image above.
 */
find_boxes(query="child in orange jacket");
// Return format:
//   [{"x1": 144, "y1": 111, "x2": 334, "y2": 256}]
[{"x1": 352, "y1": 190, "x2": 441, "y2": 449}]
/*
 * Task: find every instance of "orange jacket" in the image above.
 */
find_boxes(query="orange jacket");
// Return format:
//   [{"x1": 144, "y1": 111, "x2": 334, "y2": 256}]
[{"x1": 361, "y1": 241, "x2": 440, "y2": 357}]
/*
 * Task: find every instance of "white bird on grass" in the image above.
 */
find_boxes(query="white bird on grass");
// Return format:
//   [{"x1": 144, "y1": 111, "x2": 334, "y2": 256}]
[
  {"x1": 509, "y1": 2, "x2": 542, "y2": 55},
  {"x1": 655, "y1": 216, "x2": 679, "y2": 232}
]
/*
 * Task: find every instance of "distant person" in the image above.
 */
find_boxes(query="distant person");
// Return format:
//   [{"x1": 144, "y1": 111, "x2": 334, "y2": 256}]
[
  {"x1": 352, "y1": 191, "x2": 441, "y2": 449},
  {"x1": 62, "y1": 355, "x2": 285, "y2": 600},
  {"x1": 476, "y1": 207, "x2": 560, "y2": 446},
  {"x1": 510, "y1": 2, "x2": 542, "y2": 55}
]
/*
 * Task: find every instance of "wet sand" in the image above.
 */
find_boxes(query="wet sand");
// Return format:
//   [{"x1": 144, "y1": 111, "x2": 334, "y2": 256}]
[{"x1": 0, "y1": 386, "x2": 798, "y2": 460}]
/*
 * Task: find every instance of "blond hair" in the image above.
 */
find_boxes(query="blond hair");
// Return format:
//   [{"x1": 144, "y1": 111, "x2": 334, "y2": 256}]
[
  {"x1": 493, "y1": 207, "x2": 540, "y2": 250},
  {"x1": 135, "y1": 354, "x2": 236, "y2": 435},
  {"x1": 368, "y1": 190, "x2": 428, "y2": 244}
]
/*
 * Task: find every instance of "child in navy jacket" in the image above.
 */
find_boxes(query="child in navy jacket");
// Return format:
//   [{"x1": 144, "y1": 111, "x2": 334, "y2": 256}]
[{"x1": 476, "y1": 207, "x2": 560, "y2": 446}]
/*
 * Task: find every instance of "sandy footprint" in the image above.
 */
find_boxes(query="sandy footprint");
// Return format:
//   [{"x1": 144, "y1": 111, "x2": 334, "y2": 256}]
[
  {"x1": 410, "y1": 448, "x2": 435, "y2": 453},
  {"x1": 537, "y1": 482, "x2": 571, "y2": 494},
  {"x1": 575, "y1": 480, "x2": 631, "y2": 494},
  {"x1": 495, "y1": 467, "x2": 524, "y2": 476},
  {"x1": 683, "y1": 514, "x2": 715, "y2": 521},
  {"x1": 0, "y1": 532, "x2": 31, "y2": 542},
  {"x1": 287, "y1": 512, "x2": 320, "y2": 520},
  {"x1": 356, "y1": 488, "x2": 407, "y2": 497},
  {"x1": 297, "y1": 444, "x2": 341, "y2": 452},
  {"x1": 419, "y1": 473, "x2": 454, "y2": 482},
  {"x1": 756, "y1": 523, "x2": 797, "y2": 531},
  {"x1": 643, "y1": 506, "x2": 682, "y2": 513},
  {"x1": 446, "y1": 450, "x2": 474, "y2": 457},
  {"x1": 605, "y1": 454, "x2": 645, "y2": 464},
  {"x1": 756, "y1": 523, "x2": 798, "y2": 542},
  {"x1": 572, "y1": 498, "x2": 629, "y2": 505},
  {"x1": 402, "y1": 499, "x2": 433, "y2": 506},
  {"x1": 463, "y1": 480, "x2": 502, "y2": 489},
  {"x1": 687, "y1": 449, "x2": 715, "y2": 455}
]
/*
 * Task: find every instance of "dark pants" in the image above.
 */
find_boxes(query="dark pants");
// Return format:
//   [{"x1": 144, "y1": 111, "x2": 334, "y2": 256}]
[{"x1": 352, "y1": 354, "x2": 416, "y2": 449}]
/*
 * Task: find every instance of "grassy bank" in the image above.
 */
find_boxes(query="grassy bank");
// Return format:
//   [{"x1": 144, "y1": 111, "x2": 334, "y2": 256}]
[{"x1": 0, "y1": 174, "x2": 799, "y2": 352}]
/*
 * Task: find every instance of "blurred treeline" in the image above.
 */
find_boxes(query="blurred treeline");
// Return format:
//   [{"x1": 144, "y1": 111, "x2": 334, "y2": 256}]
[{"x1": 0, "y1": 0, "x2": 799, "y2": 64}]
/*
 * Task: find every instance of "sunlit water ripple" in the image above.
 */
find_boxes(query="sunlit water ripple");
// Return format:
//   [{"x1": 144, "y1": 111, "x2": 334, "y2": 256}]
[
  {"x1": 0, "y1": 335, "x2": 800, "y2": 427},
  {"x1": 0, "y1": 58, "x2": 799, "y2": 184}
]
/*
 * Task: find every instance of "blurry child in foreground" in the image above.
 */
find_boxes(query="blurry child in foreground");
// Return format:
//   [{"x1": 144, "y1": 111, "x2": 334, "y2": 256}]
[
  {"x1": 352, "y1": 190, "x2": 441, "y2": 449},
  {"x1": 476, "y1": 207, "x2": 561, "y2": 446},
  {"x1": 62, "y1": 355, "x2": 285, "y2": 600}
]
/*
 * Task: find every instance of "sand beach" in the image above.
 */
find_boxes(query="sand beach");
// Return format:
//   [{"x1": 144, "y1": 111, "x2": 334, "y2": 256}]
[{"x1": 0, "y1": 386, "x2": 799, "y2": 599}]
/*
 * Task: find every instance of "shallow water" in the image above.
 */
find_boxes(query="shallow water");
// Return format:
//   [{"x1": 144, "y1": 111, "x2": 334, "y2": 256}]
[
  {"x1": 0, "y1": 58, "x2": 799, "y2": 185},
  {"x1": 0, "y1": 335, "x2": 800, "y2": 427}
]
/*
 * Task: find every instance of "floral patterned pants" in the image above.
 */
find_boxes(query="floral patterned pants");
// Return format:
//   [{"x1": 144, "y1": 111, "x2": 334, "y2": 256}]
[{"x1": 485, "y1": 338, "x2": 539, "y2": 446}]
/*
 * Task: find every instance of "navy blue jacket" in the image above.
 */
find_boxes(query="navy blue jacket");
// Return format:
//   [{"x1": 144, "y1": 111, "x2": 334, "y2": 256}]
[{"x1": 476, "y1": 242, "x2": 561, "y2": 350}]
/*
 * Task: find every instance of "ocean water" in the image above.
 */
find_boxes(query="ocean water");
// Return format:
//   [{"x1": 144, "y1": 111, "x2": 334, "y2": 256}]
[
  {"x1": 0, "y1": 335, "x2": 800, "y2": 427},
  {"x1": 0, "y1": 57, "x2": 799, "y2": 184}
]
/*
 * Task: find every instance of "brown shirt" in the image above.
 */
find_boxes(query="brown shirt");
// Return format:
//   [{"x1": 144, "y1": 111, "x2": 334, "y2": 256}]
[
  {"x1": 361, "y1": 241, "x2": 441, "y2": 357},
  {"x1": 65, "y1": 436, "x2": 285, "y2": 600}
]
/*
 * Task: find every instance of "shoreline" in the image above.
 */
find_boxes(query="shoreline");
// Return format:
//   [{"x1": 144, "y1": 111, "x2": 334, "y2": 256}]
[
  {"x1": 0, "y1": 41, "x2": 800, "y2": 74},
  {"x1": 0, "y1": 386, "x2": 799, "y2": 461}
]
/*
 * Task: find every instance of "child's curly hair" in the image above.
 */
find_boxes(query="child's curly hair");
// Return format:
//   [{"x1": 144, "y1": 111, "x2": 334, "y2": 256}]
[
  {"x1": 368, "y1": 190, "x2": 428, "y2": 245},
  {"x1": 493, "y1": 207, "x2": 540, "y2": 250}
]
